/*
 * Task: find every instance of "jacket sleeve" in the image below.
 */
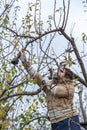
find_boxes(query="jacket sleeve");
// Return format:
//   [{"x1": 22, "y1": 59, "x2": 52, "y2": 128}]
[{"x1": 20, "y1": 53, "x2": 51, "y2": 91}]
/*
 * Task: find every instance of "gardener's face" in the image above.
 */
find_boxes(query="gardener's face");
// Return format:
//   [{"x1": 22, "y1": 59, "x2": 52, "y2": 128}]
[{"x1": 58, "y1": 68, "x2": 66, "y2": 79}]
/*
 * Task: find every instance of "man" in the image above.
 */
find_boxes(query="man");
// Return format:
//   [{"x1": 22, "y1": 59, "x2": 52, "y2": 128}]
[{"x1": 12, "y1": 50, "x2": 81, "y2": 130}]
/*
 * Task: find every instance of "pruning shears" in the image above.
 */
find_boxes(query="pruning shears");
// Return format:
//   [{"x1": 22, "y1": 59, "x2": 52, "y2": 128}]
[{"x1": 11, "y1": 48, "x2": 26, "y2": 65}]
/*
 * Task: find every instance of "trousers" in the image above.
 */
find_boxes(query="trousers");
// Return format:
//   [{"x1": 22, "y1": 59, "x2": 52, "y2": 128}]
[{"x1": 51, "y1": 115, "x2": 81, "y2": 130}]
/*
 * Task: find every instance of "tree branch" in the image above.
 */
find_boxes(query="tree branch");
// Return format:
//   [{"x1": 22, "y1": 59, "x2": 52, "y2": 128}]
[
  {"x1": 0, "y1": 89, "x2": 41, "y2": 101},
  {"x1": 72, "y1": 72, "x2": 87, "y2": 87},
  {"x1": 21, "y1": 115, "x2": 49, "y2": 129},
  {"x1": 59, "y1": 28, "x2": 87, "y2": 84}
]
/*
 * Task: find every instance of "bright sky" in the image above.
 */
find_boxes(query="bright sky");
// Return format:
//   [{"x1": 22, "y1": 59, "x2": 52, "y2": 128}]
[
  {"x1": 16, "y1": 0, "x2": 87, "y2": 66},
  {"x1": 17, "y1": 0, "x2": 87, "y2": 36},
  {"x1": 68, "y1": 0, "x2": 87, "y2": 36}
]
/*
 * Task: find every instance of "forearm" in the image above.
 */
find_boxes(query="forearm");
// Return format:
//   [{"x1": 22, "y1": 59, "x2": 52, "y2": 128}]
[
  {"x1": 22, "y1": 61, "x2": 36, "y2": 78},
  {"x1": 20, "y1": 53, "x2": 46, "y2": 88}
]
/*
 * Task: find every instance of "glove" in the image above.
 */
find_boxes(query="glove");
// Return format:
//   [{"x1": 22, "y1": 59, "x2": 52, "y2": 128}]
[
  {"x1": 11, "y1": 58, "x2": 19, "y2": 65},
  {"x1": 11, "y1": 48, "x2": 27, "y2": 65},
  {"x1": 11, "y1": 52, "x2": 21, "y2": 65}
]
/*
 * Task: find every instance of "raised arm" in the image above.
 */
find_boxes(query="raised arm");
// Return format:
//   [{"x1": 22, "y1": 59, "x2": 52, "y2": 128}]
[
  {"x1": 19, "y1": 51, "x2": 52, "y2": 93},
  {"x1": 11, "y1": 51, "x2": 74, "y2": 97},
  {"x1": 19, "y1": 52, "x2": 44, "y2": 87}
]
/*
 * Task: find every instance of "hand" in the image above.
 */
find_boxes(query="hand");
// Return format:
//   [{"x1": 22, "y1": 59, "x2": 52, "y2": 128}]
[
  {"x1": 11, "y1": 51, "x2": 21, "y2": 65},
  {"x1": 11, "y1": 48, "x2": 26, "y2": 65},
  {"x1": 11, "y1": 57, "x2": 19, "y2": 65},
  {"x1": 20, "y1": 48, "x2": 26, "y2": 53}
]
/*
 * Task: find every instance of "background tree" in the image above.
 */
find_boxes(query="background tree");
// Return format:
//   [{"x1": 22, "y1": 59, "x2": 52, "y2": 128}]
[{"x1": 0, "y1": 0, "x2": 87, "y2": 130}]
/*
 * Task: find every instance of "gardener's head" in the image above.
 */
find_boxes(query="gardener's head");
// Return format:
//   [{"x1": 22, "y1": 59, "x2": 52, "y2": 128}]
[{"x1": 58, "y1": 68, "x2": 74, "y2": 80}]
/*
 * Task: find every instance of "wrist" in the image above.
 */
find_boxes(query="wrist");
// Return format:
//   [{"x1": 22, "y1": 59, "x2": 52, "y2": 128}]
[
  {"x1": 28, "y1": 66, "x2": 36, "y2": 78},
  {"x1": 20, "y1": 53, "x2": 26, "y2": 62}
]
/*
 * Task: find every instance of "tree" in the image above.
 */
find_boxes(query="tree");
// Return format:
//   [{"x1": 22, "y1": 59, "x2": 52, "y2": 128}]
[{"x1": 0, "y1": 0, "x2": 87, "y2": 129}]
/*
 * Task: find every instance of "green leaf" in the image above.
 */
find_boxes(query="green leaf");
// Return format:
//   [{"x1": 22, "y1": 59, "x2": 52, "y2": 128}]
[
  {"x1": 6, "y1": 75, "x2": 11, "y2": 82},
  {"x1": 4, "y1": 15, "x2": 9, "y2": 25},
  {"x1": 56, "y1": 7, "x2": 62, "y2": 12},
  {"x1": 34, "y1": 59, "x2": 36, "y2": 64},
  {"x1": 0, "y1": 17, "x2": 2, "y2": 21},
  {"x1": 35, "y1": 101, "x2": 38, "y2": 105},
  {"x1": 38, "y1": 98, "x2": 44, "y2": 103},
  {"x1": 33, "y1": 79, "x2": 37, "y2": 84},
  {"x1": 13, "y1": 40, "x2": 19, "y2": 46},
  {"x1": 17, "y1": 88, "x2": 23, "y2": 94},
  {"x1": 28, "y1": 25, "x2": 32, "y2": 30},
  {"x1": 48, "y1": 15, "x2": 52, "y2": 19},
  {"x1": 29, "y1": 6, "x2": 32, "y2": 11},
  {"x1": 82, "y1": 33, "x2": 87, "y2": 43},
  {"x1": 26, "y1": 98, "x2": 29, "y2": 103}
]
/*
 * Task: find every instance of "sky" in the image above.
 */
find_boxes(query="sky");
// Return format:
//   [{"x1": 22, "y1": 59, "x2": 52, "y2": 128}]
[
  {"x1": 15, "y1": 0, "x2": 87, "y2": 71},
  {"x1": 18, "y1": 0, "x2": 87, "y2": 33},
  {"x1": 68, "y1": 0, "x2": 87, "y2": 36},
  {"x1": 16, "y1": 0, "x2": 87, "y2": 37},
  {"x1": 14, "y1": 0, "x2": 87, "y2": 65}
]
